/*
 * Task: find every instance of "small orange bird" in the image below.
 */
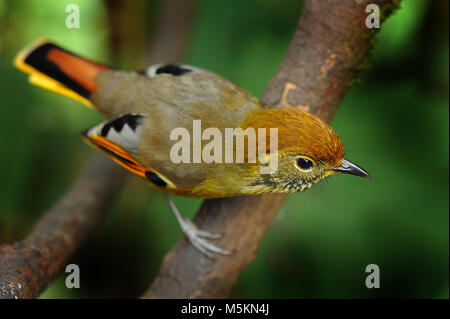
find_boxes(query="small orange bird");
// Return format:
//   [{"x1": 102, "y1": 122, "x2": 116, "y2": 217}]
[{"x1": 14, "y1": 39, "x2": 370, "y2": 257}]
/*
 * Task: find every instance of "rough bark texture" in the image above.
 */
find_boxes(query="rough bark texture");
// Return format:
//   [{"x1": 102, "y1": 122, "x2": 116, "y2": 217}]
[{"x1": 144, "y1": 0, "x2": 398, "y2": 299}]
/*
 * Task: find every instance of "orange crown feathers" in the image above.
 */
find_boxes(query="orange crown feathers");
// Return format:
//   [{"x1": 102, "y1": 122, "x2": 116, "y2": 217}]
[{"x1": 243, "y1": 108, "x2": 345, "y2": 166}]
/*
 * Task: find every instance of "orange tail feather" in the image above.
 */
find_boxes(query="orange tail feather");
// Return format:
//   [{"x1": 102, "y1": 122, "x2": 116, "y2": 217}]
[{"x1": 14, "y1": 39, "x2": 111, "y2": 108}]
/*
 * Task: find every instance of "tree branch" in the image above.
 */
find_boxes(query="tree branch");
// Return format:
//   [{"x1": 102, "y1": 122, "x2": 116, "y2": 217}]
[
  {"x1": 0, "y1": 154, "x2": 125, "y2": 299},
  {"x1": 144, "y1": 0, "x2": 398, "y2": 299}
]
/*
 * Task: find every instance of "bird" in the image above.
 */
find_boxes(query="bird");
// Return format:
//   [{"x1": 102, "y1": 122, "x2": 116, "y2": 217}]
[{"x1": 14, "y1": 39, "x2": 370, "y2": 257}]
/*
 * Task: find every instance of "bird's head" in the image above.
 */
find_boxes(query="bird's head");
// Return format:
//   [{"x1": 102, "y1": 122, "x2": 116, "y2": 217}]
[{"x1": 244, "y1": 108, "x2": 370, "y2": 193}]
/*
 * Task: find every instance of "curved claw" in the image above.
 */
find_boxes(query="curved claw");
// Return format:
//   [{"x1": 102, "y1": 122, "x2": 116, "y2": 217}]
[
  {"x1": 181, "y1": 218, "x2": 231, "y2": 258},
  {"x1": 164, "y1": 193, "x2": 231, "y2": 258}
]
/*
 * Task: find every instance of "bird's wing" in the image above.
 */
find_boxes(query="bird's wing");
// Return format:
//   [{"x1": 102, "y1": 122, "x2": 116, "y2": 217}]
[{"x1": 82, "y1": 113, "x2": 176, "y2": 190}]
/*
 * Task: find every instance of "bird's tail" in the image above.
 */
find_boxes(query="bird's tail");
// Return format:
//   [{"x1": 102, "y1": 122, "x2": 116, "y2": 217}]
[{"x1": 14, "y1": 38, "x2": 111, "y2": 108}]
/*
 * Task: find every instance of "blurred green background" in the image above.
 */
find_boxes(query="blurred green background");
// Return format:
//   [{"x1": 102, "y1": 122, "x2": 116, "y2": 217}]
[{"x1": 0, "y1": 0, "x2": 448, "y2": 298}]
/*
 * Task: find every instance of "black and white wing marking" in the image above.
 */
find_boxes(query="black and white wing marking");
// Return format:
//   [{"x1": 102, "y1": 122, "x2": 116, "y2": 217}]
[
  {"x1": 84, "y1": 114, "x2": 144, "y2": 154},
  {"x1": 142, "y1": 63, "x2": 206, "y2": 77},
  {"x1": 82, "y1": 113, "x2": 176, "y2": 189}
]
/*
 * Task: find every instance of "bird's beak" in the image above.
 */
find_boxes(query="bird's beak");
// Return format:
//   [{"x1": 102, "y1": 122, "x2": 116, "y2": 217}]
[{"x1": 332, "y1": 158, "x2": 371, "y2": 178}]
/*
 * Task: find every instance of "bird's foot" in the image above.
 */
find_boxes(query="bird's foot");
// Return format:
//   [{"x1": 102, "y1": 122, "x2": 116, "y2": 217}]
[{"x1": 180, "y1": 217, "x2": 231, "y2": 258}]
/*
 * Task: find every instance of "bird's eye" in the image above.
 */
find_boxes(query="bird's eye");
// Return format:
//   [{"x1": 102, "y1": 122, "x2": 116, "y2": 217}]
[{"x1": 297, "y1": 157, "x2": 314, "y2": 170}]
